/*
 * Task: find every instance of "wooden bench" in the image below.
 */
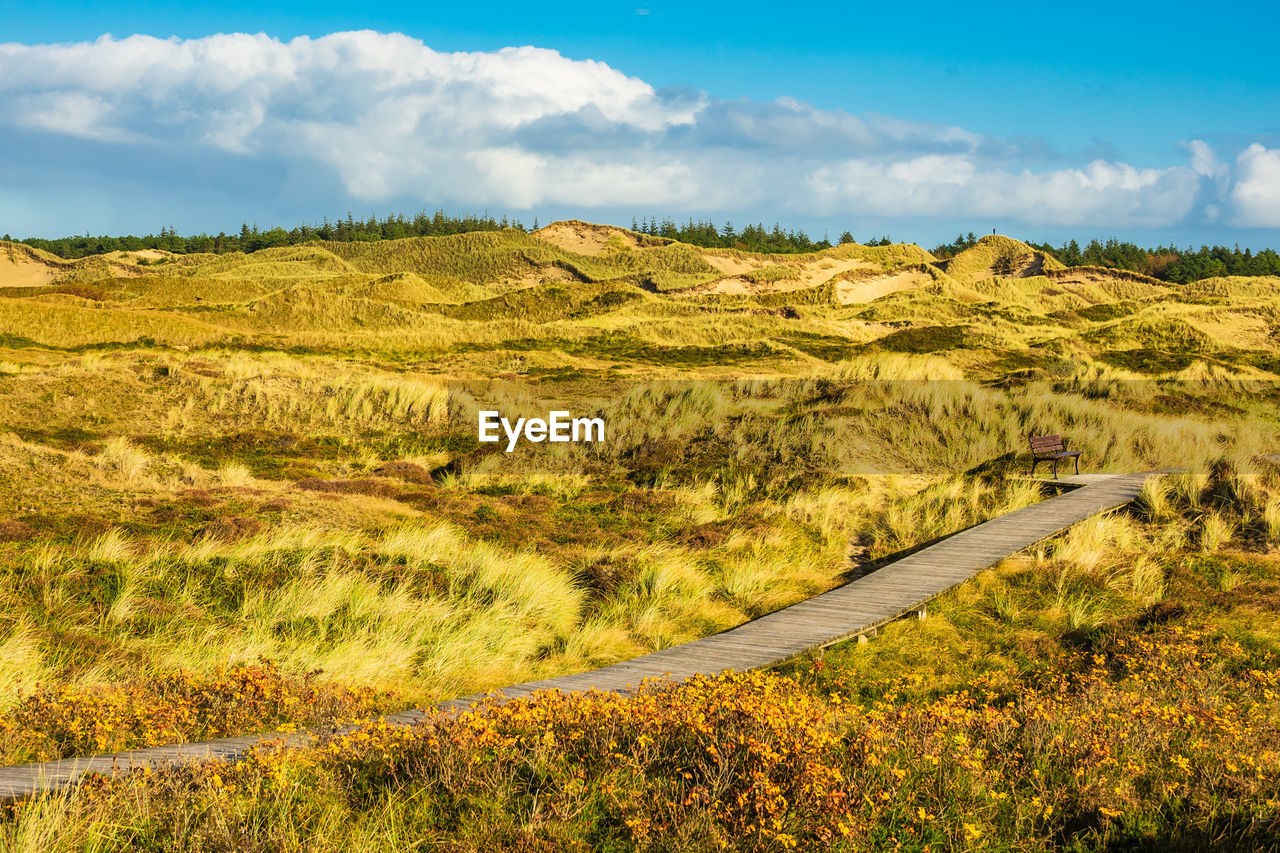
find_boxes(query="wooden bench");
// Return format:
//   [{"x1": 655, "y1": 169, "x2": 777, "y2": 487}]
[{"x1": 1028, "y1": 434, "x2": 1082, "y2": 479}]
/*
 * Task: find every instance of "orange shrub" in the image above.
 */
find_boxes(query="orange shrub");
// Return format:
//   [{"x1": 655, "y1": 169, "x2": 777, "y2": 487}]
[
  {"x1": 0, "y1": 661, "x2": 389, "y2": 764},
  {"x1": 9, "y1": 624, "x2": 1279, "y2": 851}
]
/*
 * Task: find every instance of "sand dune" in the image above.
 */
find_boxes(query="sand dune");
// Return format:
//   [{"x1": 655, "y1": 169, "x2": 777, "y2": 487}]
[
  {"x1": 0, "y1": 247, "x2": 64, "y2": 287},
  {"x1": 835, "y1": 269, "x2": 933, "y2": 304},
  {"x1": 532, "y1": 220, "x2": 663, "y2": 255}
]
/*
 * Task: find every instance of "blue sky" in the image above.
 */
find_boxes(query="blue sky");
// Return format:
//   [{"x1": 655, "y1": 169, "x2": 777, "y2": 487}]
[{"x1": 3, "y1": 0, "x2": 1280, "y2": 248}]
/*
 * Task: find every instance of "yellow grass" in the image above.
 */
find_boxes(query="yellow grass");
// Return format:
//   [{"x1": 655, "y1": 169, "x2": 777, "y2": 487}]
[{"x1": 0, "y1": 222, "x2": 1277, "y2": 801}]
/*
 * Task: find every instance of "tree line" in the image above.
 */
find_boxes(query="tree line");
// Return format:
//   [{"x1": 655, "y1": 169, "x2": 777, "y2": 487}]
[
  {"x1": 10, "y1": 211, "x2": 1280, "y2": 285},
  {"x1": 7, "y1": 212, "x2": 891, "y2": 261},
  {"x1": 932, "y1": 232, "x2": 1280, "y2": 284},
  {"x1": 628, "y1": 217, "x2": 894, "y2": 253},
  {"x1": 1028, "y1": 237, "x2": 1280, "y2": 283},
  {"x1": 9, "y1": 211, "x2": 528, "y2": 260}
]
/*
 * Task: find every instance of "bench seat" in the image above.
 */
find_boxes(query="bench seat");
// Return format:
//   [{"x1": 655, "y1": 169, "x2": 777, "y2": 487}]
[{"x1": 1028, "y1": 435, "x2": 1082, "y2": 478}]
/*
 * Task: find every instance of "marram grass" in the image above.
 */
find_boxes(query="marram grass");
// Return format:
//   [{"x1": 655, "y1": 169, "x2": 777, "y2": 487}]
[{"x1": 1, "y1": 222, "x2": 1280, "y2": 849}]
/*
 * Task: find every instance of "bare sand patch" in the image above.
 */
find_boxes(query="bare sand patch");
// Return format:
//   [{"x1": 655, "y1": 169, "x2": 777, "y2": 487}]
[
  {"x1": 0, "y1": 251, "x2": 60, "y2": 288},
  {"x1": 93, "y1": 249, "x2": 171, "y2": 264},
  {"x1": 702, "y1": 254, "x2": 878, "y2": 283},
  {"x1": 835, "y1": 269, "x2": 932, "y2": 305},
  {"x1": 533, "y1": 220, "x2": 646, "y2": 255},
  {"x1": 703, "y1": 253, "x2": 759, "y2": 275},
  {"x1": 795, "y1": 257, "x2": 877, "y2": 287},
  {"x1": 680, "y1": 257, "x2": 881, "y2": 297}
]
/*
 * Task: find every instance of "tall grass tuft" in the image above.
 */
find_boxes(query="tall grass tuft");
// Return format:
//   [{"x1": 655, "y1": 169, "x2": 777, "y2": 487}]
[
  {"x1": 97, "y1": 437, "x2": 151, "y2": 484},
  {"x1": 1199, "y1": 511, "x2": 1236, "y2": 553},
  {"x1": 216, "y1": 462, "x2": 252, "y2": 487},
  {"x1": 1136, "y1": 477, "x2": 1171, "y2": 523},
  {"x1": 1264, "y1": 497, "x2": 1280, "y2": 543}
]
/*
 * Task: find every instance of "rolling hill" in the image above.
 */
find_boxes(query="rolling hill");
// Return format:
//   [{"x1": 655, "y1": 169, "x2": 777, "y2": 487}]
[
  {"x1": 1, "y1": 220, "x2": 1278, "y2": 850},
  {"x1": 2, "y1": 222, "x2": 1275, "y2": 381}
]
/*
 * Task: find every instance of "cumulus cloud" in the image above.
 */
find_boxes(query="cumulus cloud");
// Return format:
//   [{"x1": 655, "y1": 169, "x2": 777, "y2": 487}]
[
  {"x1": 0, "y1": 30, "x2": 1261, "y2": 229},
  {"x1": 1230, "y1": 144, "x2": 1280, "y2": 227},
  {"x1": 807, "y1": 156, "x2": 1203, "y2": 227},
  {"x1": 0, "y1": 32, "x2": 705, "y2": 203}
]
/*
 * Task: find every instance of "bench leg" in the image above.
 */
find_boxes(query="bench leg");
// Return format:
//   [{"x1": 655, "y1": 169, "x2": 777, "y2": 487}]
[
  {"x1": 1052, "y1": 458, "x2": 1059, "y2": 479},
  {"x1": 1074, "y1": 456, "x2": 1080, "y2": 475}
]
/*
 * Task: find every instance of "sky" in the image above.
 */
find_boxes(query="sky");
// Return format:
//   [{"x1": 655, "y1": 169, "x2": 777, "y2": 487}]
[{"x1": 3, "y1": 0, "x2": 1280, "y2": 249}]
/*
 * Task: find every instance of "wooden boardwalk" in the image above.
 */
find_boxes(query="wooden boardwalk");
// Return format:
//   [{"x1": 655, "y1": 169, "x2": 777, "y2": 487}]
[{"x1": 0, "y1": 471, "x2": 1155, "y2": 803}]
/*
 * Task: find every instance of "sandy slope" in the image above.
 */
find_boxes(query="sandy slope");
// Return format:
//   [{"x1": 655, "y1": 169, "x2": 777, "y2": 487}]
[
  {"x1": 835, "y1": 269, "x2": 934, "y2": 305},
  {"x1": 532, "y1": 220, "x2": 652, "y2": 255},
  {"x1": 686, "y1": 257, "x2": 882, "y2": 296},
  {"x1": 0, "y1": 251, "x2": 60, "y2": 287},
  {"x1": 702, "y1": 253, "x2": 759, "y2": 275}
]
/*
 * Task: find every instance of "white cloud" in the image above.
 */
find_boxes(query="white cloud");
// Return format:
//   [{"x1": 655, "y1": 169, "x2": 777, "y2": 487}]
[
  {"x1": 807, "y1": 156, "x2": 1201, "y2": 227},
  {"x1": 1186, "y1": 139, "x2": 1225, "y2": 179},
  {"x1": 0, "y1": 32, "x2": 685, "y2": 128},
  {"x1": 13, "y1": 91, "x2": 122, "y2": 141},
  {"x1": 0, "y1": 30, "x2": 1259, "y2": 229},
  {"x1": 0, "y1": 32, "x2": 713, "y2": 205},
  {"x1": 467, "y1": 149, "x2": 707, "y2": 208},
  {"x1": 1230, "y1": 144, "x2": 1280, "y2": 227}
]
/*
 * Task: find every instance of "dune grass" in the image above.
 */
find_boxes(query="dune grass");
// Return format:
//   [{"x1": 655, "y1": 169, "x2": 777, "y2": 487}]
[
  {"x1": 0, "y1": 362, "x2": 1273, "y2": 773},
  {"x1": 0, "y1": 443, "x2": 1045, "y2": 746},
  {"x1": 0, "y1": 222, "x2": 1278, "y2": 848},
  {"x1": 2, "y1": 225, "x2": 1279, "y2": 379},
  {"x1": 3, "y1": 461, "x2": 1277, "y2": 851}
]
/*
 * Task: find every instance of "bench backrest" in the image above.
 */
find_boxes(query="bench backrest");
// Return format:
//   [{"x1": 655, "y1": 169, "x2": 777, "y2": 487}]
[{"x1": 1028, "y1": 434, "x2": 1066, "y2": 456}]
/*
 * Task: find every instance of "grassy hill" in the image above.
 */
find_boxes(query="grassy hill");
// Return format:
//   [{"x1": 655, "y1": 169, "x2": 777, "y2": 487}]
[
  {"x1": 1, "y1": 222, "x2": 1278, "y2": 849},
  {"x1": 3, "y1": 225, "x2": 1276, "y2": 381}
]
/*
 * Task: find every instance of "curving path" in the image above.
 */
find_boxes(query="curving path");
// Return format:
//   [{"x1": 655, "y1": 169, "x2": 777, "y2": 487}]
[{"x1": 0, "y1": 471, "x2": 1158, "y2": 803}]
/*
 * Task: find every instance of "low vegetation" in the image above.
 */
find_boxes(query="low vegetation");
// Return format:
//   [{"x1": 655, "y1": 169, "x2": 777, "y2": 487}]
[
  {"x1": 1, "y1": 219, "x2": 1278, "y2": 849},
  {"x1": 3, "y1": 465, "x2": 1278, "y2": 850}
]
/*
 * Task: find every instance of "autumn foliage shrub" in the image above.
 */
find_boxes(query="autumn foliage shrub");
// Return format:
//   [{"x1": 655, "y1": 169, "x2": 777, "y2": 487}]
[
  {"x1": 317, "y1": 671, "x2": 851, "y2": 848},
  {"x1": 0, "y1": 661, "x2": 388, "y2": 764},
  {"x1": 26, "y1": 622, "x2": 1274, "y2": 852}
]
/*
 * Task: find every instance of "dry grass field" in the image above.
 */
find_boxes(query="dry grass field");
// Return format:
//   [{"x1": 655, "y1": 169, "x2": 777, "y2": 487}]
[{"x1": 1, "y1": 223, "x2": 1278, "y2": 850}]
